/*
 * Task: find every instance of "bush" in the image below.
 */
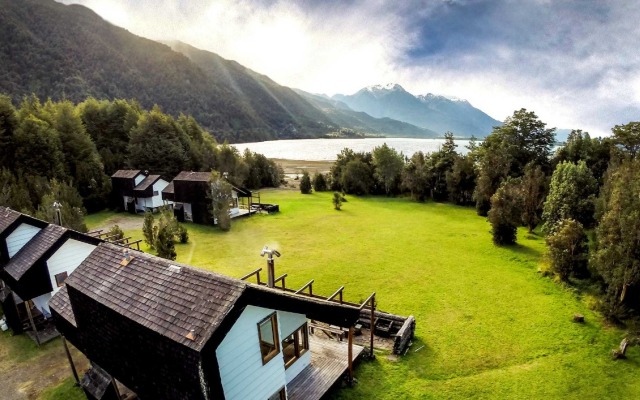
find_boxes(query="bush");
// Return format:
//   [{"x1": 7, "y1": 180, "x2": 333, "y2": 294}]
[
  {"x1": 313, "y1": 172, "x2": 328, "y2": 192},
  {"x1": 107, "y1": 225, "x2": 124, "y2": 241},
  {"x1": 545, "y1": 219, "x2": 588, "y2": 281},
  {"x1": 300, "y1": 171, "x2": 312, "y2": 194},
  {"x1": 178, "y1": 224, "x2": 189, "y2": 243},
  {"x1": 332, "y1": 192, "x2": 345, "y2": 210}
]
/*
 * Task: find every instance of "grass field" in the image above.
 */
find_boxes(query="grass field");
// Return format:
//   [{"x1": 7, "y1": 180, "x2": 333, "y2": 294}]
[{"x1": 85, "y1": 191, "x2": 640, "y2": 399}]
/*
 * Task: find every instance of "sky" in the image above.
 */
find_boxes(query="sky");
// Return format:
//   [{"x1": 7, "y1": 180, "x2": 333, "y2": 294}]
[{"x1": 59, "y1": 0, "x2": 640, "y2": 136}]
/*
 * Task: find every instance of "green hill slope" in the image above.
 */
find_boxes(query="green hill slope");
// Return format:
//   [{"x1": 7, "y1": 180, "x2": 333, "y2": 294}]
[{"x1": 0, "y1": 0, "x2": 332, "y2": 142}]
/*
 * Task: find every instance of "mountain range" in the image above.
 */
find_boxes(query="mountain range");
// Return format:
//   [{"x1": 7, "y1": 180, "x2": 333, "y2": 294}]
[
  {"x1": 0, "y1": 0, "x2": 502, "y2": 142},
  {"x1": 333, "y1": 84, "x2": 502, "y2": 137}
]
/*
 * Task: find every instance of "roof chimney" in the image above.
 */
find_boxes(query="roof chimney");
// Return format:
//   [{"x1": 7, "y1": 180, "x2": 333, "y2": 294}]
[
  {"x1": 119, "y1": 249, "x2": 133, "y2": 267},
  {"x1": 260, "y1": 246, "x2": 281, "y2": 288}
]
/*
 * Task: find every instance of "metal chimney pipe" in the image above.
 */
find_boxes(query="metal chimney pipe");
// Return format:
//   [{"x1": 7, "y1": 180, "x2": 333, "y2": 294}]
[{"x1": 260, "y1": 246, "x2": 281, "y2": 288}]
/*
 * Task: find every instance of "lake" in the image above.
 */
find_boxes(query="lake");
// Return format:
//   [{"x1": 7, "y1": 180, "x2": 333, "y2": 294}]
[{"x1": 233, "y1": 138, "x2": 472, "y2": 161}]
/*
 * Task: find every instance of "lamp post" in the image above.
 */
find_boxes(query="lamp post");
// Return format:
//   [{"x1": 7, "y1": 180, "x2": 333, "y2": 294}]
[
  {"x1": 260, "y1": 246, "x2": 281, "y2": 288},
  {"x1": 52, "y1": 201, "x2": 62, "y2": 226}
]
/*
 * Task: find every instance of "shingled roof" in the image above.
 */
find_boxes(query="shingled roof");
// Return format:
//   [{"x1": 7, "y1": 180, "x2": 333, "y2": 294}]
[
  {"x1": 0, "y1": 207, "x2": 22, "y2": 234},
  {"x1": 111, "y1": 170, "x2": 142, "y2": 179},
  {"x1": 134, "y1": 175, "x2": 162, "y2": 192},
  {"x1": 4, "y1": 224, "x2": 68, "y2": 280},
  {"x1": 173, "y1": 171, "x2": 212, "y2": 182},
  {"x1": 63, "y1": 242, "x2": 247, "y2": 351},
  {"x1": 49, "y1": 285, "x2": 76, "y2": 327},
  {"x1": 162, "y1": 181, "x2": 174, "y2": 194}
]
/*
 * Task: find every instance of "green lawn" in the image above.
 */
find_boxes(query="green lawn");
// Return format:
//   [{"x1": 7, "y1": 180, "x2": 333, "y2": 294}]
[{"x1": 87, "y1": 191, "x2": 640, "y2": 399}]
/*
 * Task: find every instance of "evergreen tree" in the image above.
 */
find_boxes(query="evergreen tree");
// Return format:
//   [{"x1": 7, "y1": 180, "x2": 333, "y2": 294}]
[
  {"x1": 474, "y1": 109, "x2": 555, "y2": 215},
  {"x1": 52, "y1": 100, "x2": 109, "y2": 212},
  {"x1": 142, "y1": 212, "x2": 155, "y2": 248},
  {"x1": 312, "y1": 172, "x2": 328, "y2": 192},
  {"x1": 372, "y1": 143, "x2": 404, "y2": 195},
  {"x1": 546, "y1": 219, "x2": 589, "y2": 281},
  {"x1": 127, "y1": 106, "x2": 188, "y2": 178},
  {"x1": 0, "y1": 95, "x2": 18, "y2": 168},
  {"x1": 210, "y1": 171, "x2": 232, "y2": 231},
  {"x1": 542, "y1": 161, "x2": 597, "y2": 233},
  {"x1": 519, "y1": 163, "x2": 547, "y2": 232},
  {"x1": 299, "y1": 171, "x2": 312, "y2": 194},
  {"x1": 428, "y1": 132, "x2": 458, "y2": 201},
  {"x1": 402, "y1": 151, "x2": 429, "y2": 201},
  {"x1": 591, "y1": 159, "x2": 640, "y2": 320},
  {"x1": 14, "y1": 115, "x2": 65, "y2": 179},
  {"x1": 488, "y1": 178, "x2": 522, "y2": 245},
  {"x1": 341, "y1": 159, "x2": 374, "y2": 195},
  {"x1": 446, "y1": 154, "x2": 476, "y2": 205}
]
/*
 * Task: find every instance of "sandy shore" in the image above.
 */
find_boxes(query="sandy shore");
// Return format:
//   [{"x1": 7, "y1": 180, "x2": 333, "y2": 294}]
[
  {"x1": 272, "y1": 159, "x2": 334, "y2": 175},
  {"x1": 271, "y1": 159, "x2": 334, "y2": 189}
]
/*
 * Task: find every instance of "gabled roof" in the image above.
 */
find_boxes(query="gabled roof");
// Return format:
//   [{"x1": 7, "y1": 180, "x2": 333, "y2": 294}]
[
  {"x1": 63, "y1": 242, "x2": 246, "y2": 351},
  {"x1": 173, "y1": 171, "x2": 212, "y2": 182},
  {"x1": 4, "y1": 224, "x2": 68, "y2": 280},
  {"x1": 162, "y1": 181, "x2": 174, "y2": 194},
  {"x1": 49, "y1": 285, "x2": 76, "y2": 327},
  {"x1": 134, "y1": 175, "x2": 162, "y2": 192},
  {"x1": 53, "y1": 242, "x2": 362, "y2": 353},
  {"x1": 0, "y1": 207, "x2": 22, "y2": 233},
  {"x1": 111, "y1": 170, "x2": 142, "y2": 179}
]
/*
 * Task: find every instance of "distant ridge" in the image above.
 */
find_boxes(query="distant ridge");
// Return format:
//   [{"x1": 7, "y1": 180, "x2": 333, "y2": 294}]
[{"x1": 333, "y1": 84, "x2": 502, "y2": 137}]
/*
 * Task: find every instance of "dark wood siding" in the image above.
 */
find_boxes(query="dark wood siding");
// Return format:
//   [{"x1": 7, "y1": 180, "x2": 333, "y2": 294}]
[{"x1": 67, "y1": 286, "x2": 207, "y2": 400}]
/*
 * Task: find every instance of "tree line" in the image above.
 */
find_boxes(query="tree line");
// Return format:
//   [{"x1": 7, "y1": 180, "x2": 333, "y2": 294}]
[
  {"x1": 314, "y1": 109, "x2": 640, "y2": 322},
  {"x1": 0, "y1": 94, "x2": 283, "y2": 231}
]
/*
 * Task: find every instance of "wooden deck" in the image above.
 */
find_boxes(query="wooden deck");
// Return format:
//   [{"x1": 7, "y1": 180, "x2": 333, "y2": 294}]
[{"x1": 287, "y1": 336, "x2": 364, "y2": 400}]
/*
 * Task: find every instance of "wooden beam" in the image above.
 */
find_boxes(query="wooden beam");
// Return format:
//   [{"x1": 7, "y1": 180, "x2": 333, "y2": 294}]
[
  {"x1": 274, "y1": 273, "x2": 288, "y2": 289},
  {"x1": 87, "y1": 229, "x2": 102, "y2": 237},
  {"x1": 62, "y1": 336, "x2": 80, "y2": 385},
  {"x1": 358, "y1": 293, "x2": 376, "y2": 310},
  {"x1": 112, "y1": 236, "x2": 131, "y2": 244},
  {"x1": 370, "y1": 293, "x2": 375, "y2": 358},
  {"x1": 326, "y1": 286, "x2": 345, "y2": 303},
  {"x1": 240, "y1": 268, "x2": 262, "y2": 284},
  {"x1": 294, "y1": 280, "x2": 314, "y2": 295},
  {"x1": 25, "y1": 301, "x2": 40, "y2": 346},
  {"x1": 102, "y1": 234, "x2": 119, "y2": 241},
  {"x1": 122, "y1": 239, "x2": 142, "y2": 251},
  {"x1": 348, "y1": 326, "x2": 354, "y2": 384}
]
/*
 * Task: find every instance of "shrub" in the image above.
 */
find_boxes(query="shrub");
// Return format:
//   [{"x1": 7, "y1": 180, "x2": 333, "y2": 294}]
[
  {"x1": 545, "y1": 218, "x2": 588, "y2": 281},
  {"x1": 332, "y1": 192, "x2": 345, "y2": 210},
  {"x1": 107, "y1": 224, "x2": 124, "y2": 241},
  {"x1": 300, "y1": 171, "x2": 312, "y2": 194},
  {"x1": 313, "y1": 172, "x2": 328, "y2": 192}
]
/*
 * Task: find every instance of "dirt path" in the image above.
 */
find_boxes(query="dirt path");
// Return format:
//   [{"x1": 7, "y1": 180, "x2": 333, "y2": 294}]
[
  {"x1": 92, "y1": 214, "x2": 144, "y2": 233},
  {"x1": 0, "y1": 334, "x2": 88, "y2": 400}
]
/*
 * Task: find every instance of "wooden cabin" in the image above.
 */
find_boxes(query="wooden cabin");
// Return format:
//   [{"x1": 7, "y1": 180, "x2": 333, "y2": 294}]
[
  {"x1": 50, "y1": 242, "x2": 363, "y2": 400},
  {"x1": 0, "y1": 207, "x2": 100, "y2": 334},
  {"x1": 162, "y1": 171, "x2": 256, "y2": 223},
  {"x1": 110, "y1": 170, "x2": 171, "y2": 213}
]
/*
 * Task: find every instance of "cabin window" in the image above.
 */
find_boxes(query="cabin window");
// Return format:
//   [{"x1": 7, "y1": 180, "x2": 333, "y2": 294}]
[
  {"x1": 282, "y1": 323, "x2": 309, "y2": 369},
  {"x1": 268, "y1": 387, "x2": 286, "y2": 400},
  {"x1": 153, "y1": 191, "x2": 159, "y2": 196},
  {"x1": 55, "y1": 272, "x2": 68, "y2": 287},
  {"x1": 258, "y1": 313, "x2": 280, "y2": 364}
]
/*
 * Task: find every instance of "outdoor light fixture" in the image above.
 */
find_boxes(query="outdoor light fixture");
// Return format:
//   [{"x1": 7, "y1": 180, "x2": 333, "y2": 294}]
[{"x1": 52, "y1": 201, "x2": 62, "y2": 226}]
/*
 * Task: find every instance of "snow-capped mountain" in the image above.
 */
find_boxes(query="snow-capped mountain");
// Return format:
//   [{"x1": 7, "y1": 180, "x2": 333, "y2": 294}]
[{"x1": 333, "y1": 84, "x2": 501, "y2": 137}]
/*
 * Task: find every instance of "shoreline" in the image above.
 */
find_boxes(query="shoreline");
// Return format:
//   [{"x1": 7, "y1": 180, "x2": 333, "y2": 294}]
[{"x1": 272, "y1": 158, "x2": 335, "y2": 175}]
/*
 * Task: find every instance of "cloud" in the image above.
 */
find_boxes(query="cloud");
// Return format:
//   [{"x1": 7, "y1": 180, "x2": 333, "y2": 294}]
[{"x1": 58, "y1": 0, "x2": 640, "y2": 135}]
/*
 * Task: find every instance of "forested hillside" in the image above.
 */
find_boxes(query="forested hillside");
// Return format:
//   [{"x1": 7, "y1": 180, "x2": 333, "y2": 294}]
[
  {"x1": 0, "y1": 94, "x2": 283, "y2": 231},
  {"x1": 0, "y1": 0, "x2": 333, "y2": 142}
]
